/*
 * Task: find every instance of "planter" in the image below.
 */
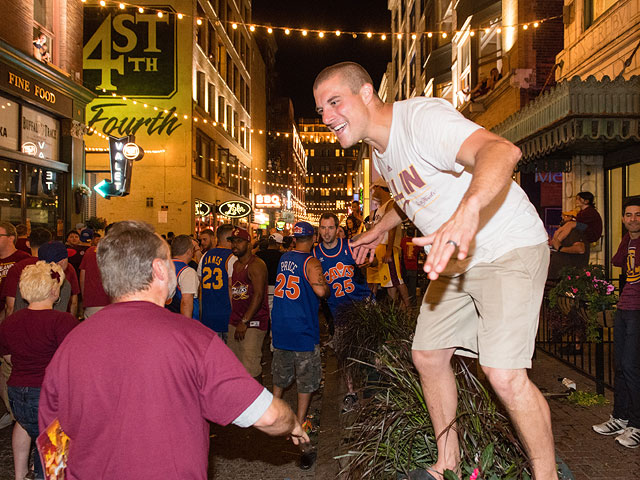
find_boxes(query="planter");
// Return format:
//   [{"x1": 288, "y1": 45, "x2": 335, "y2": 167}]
[
  {"x1": 557, "y1": 296, "x2": 574, "y2": 315},
  {"x1": 596, "y1": 309, "x2": 615, "y2": 328}
]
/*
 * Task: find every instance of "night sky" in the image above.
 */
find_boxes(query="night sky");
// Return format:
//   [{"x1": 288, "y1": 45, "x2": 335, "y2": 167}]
[{"x1": 252, "y1": 0, "x2": 392, "y2": 119}]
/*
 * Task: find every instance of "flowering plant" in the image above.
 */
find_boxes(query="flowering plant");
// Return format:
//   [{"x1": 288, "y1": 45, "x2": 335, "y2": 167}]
[
  {"x1": 548, "y1": 264, "x2": 617, "y2": 341},
  {"x1": 74, "y1": 183, "x2": 92, "y2": 197}
]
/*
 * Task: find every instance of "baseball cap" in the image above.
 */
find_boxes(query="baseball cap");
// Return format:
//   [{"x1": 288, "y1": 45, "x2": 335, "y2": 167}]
[
  {"x1": 371, "y1": 177, "x2": 389, "y2": 190},
  {"x1": 293, "y1": 221, "x2": 314, "y2": 238},
  {"x1": 562, "y1": 209, "x2": 579, "y2": 218},
  {"x1": 229, "y1": 227, "x2": 251, "y2": 242},
  {"x1": 269, "y1": 233, "x2": 284, "y2": 244},
  {"x1": 38, "y1": 241, "x2": 68, "y2": 263},
  {"x1": 79, "y1": 228, "x2": 94, "y2": 243}
]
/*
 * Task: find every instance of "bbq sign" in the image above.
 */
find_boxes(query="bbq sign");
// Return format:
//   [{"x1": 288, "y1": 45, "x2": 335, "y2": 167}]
[{"x1": 83, "y1": 5, "x2": 177, "y2": 97}]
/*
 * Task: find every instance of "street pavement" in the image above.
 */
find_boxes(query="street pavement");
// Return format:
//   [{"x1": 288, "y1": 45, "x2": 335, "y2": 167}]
[{"x1": 0, "y1": 346, "x2": 637, "y2": 479}]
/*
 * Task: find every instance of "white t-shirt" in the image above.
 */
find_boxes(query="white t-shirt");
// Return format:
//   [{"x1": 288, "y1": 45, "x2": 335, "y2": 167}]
[
  {"x1": 177, "y1": 266, "x2": 199, "y2": 297},
  {"x1": 373, "y1": 97, "x2": 547, "y2": 275}
]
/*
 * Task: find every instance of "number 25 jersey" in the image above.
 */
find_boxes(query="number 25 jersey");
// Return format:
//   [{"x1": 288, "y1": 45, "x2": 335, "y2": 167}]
[{"x1": 271, "y1": 250, "x2": 320, "y2": 351}]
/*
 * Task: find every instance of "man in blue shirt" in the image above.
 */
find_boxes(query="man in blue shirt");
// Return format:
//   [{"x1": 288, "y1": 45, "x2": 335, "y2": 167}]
[
  {"x1": 198, "y1": 224, "x2": 236, "y2": 341},
  {"x1": 314, "y1": 212, "x2": 372, "y2": 411},
  {"x1": 271, "y1": 221, "x2": 329, "y2": 469}
]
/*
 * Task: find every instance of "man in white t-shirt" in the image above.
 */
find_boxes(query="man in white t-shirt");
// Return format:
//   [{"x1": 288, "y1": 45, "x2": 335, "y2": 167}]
[
  {"x1": 168, "y1": 235, "x2": 199, "y2": 319},
  {"x1": 314, "y1": 62, "x2": 555, "y2": 479}
]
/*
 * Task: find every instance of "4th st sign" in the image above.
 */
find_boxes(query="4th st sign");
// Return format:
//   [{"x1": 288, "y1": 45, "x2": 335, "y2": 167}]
[{"x1": 94, "y1": 135, "x2": 144, "y2": 198}]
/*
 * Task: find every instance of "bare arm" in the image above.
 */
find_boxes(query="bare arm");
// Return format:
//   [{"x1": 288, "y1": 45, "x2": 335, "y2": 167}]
[
  {"x1": 252, "y1": 396, "x2": 309, "y2": 446},
  {"x1": 180, "y1": 293, "x2": 194, "y2": 318},
  {"x1": 413, "y1": 128, "x2": 521, "y2": 280},
  {"x1": 69, "y1": 295, "x2": 78, "y2": 316},
  {"x1": 350, "y1": 204, "x2": 404, "y2": 264},
  {"x1": 556, "y1": 241, "x2": 586, "y2": 255},
  {"x1": 4, "y1": 297, "x2": 15, "y2": 318},
  {"x1": 79, "y1": 270, "x2": 86, "y2": 297},
  {"x1": 306, "y1": 257, "x2": 329, "y2": 298},
  {"x1": 234, "y1": 258, "x2": 268, "y2": 341}
]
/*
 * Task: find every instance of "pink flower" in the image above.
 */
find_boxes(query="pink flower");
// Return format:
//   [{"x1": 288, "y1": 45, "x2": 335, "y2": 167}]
[
  {"x1": 607, "y1": 285, "x2": 615, "y2": 294},
  {"x1": 470, "y1": 468, "x2": 480, "y2": 480},
  {"x1": 572, "y1": 288, "x2": 578, "y2": 293},
  {"x1": 586, "y1": 272, "x2": 591, "y2": 277},
  {"x1": 567, "y1": 276, "x2": 571, "y2": 280}
]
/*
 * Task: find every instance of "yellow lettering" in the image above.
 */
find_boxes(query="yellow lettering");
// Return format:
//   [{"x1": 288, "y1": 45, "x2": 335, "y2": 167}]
[
  {"x1": 112, "y1": 14, "x2": 137, "y2": 53},
  {"x1": 83, "y1": 14, "x2": 124, "y2": 91},
  {"x1": 136, "y1": 14, "x2": 168, "y2": 53}
]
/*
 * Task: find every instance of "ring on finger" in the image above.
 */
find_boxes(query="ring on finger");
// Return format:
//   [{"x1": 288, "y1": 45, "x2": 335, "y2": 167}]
[{"x1": 445, "y1": 240, "x2": 458, "y2": 248}]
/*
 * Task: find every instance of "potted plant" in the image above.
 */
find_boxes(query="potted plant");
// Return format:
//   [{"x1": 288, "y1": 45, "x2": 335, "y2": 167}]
[
  {"x1": 73, "y1": 184, "x2": 92, "y2": 214},
  {"x1": 84, "y1": 216, "x2": 108, "y2": 232},
  {"x1": 548, "y1": 265, "x2": 617, "y2": 341}
]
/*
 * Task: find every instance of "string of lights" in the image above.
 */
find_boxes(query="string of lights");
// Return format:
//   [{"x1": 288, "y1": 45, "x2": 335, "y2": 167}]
[{"x1": 82, "y1": 0, "x2": 559, "y2": 38}]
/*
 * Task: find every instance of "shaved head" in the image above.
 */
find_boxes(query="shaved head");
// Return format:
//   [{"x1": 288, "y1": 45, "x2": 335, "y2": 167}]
[{"x1": 314, "y1": 62, "x2": 377, "y2": 96}]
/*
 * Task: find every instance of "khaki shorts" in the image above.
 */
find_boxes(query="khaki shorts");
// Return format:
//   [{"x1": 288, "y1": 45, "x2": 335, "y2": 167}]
[
  {"x1": 412, "y1": 243, "x2": 549, "y2": 369},
  {"x1": 227, "y1": 325, "x2": 267, "y2": 378}
]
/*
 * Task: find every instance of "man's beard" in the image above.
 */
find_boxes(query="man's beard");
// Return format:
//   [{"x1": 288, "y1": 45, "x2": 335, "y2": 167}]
[{"x1": 165, "y1": 260, "x2": 178, "y2": 300}]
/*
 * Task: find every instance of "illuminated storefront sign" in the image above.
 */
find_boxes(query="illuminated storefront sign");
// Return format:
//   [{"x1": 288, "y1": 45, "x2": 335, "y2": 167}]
[
  {"x1": 276, "y1": 220, "x2": 286, "y2": 230},
  {"x1": 0, "y1": 95, "x2": 18, "y2": 151},
  {"x1": 94, "y1": 135, "x2": 144, "y2": 198},
  {"x1": 195, "y1": 200, "x2": 212, "y2": 217},
  {"x1": 218, "y1": 200, "x2": 252, "y2": 218},
  {"x1": 254, "y1": 212, "x2": 269, "y2": 224},
  {"x1": 20, "y1": 106, "x2": 59, "y2": 161},
  {"x1": 255, "y1": 194, "x2": 281, "y2": 209}
]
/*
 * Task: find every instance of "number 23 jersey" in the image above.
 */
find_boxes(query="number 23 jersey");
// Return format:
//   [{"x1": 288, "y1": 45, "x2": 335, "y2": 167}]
[{"x1": 198, "y1": 247, "x2": 235, "y2": 332}]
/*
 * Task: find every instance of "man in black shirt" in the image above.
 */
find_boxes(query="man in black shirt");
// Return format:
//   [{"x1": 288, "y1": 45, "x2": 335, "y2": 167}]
[{"x1": 256, "y1": 233, "x2": 283, "y2": 313}]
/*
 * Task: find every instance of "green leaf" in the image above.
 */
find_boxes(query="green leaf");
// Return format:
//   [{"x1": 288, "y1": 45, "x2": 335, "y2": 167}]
[
  {"x1": 443, "y1": 470, "x2": 460, "y2": 480},
  {"x1": 480, "y1": 443, "x2": 495, "y2": 472}
]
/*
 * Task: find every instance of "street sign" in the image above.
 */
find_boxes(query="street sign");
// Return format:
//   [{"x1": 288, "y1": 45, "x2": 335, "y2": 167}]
[
  {"x1": 94, "y1": 135, "x2": 144, "y2": 198},
  {"x1": 218, "y1": 200, "x2": 252, "y2": 218}
]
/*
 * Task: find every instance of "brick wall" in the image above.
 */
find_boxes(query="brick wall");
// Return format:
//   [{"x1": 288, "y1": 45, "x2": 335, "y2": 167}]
[
  {"x1": 529, "y1": 1, "x2": 564, "y2": 99},
  {"x1": 0, "y1": 0, "x2": 84, "y2": 85}
]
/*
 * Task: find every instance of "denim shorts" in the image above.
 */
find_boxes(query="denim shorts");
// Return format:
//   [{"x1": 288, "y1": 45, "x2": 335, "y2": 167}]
[
  {"x1": 8, "y1": 386, "x2": 41, "y2": 440},
  {"x1": 272, "y1": 346, "x2": 322, "y2": 393}
]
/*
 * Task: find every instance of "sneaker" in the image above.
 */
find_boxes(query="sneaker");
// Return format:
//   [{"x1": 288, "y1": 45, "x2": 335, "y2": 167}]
[
  {"x1": 592, "y1": 415, "x2": 628, "y2": 435},
  {"x1": 299, "y1": 449, "x2": 317, "y2": 470},
  {"x1": 341, "y1": 393, "x2": 358, "y2": 413},
  {"x1": 0, "y1": 412, "x2": 13, "y2": 430},
  {"x1": 615, "y1": 427, "x2": 640, "y2": 448}
]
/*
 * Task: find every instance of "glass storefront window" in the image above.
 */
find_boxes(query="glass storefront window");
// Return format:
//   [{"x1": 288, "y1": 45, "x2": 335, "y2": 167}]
[
  {"x1": 0, "y1": 160, "x2": 22, "y2": 224},
  {"x1": 26, "y1": 166, "x2": 60, "y2": 231}
]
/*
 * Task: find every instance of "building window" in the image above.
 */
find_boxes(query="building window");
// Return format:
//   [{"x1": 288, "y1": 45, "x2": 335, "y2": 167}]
[
  {"x1": 196, "y1": 71, "x2": 205, "y2": 107},
  {"x1": 33, "y1": 0, "x2": 54, "y2": 64},
  {"x1": 228, "y1": 154, "x2": 238, "y2": 191},
  {"x1": 208, "y1": 83, "x2": 215, "y2": 116},
  {"x1": 207, "y1": 21, "x2": 216, "y2": 62},
  {"x1": 217, "y1": 95, "x2": 225, "y2": 123},
  {"x1": 218, "y1": 146, "x2": 229, "y2": 187},
  {"x1": 584, "y1": 0, "x2": 617, "y2": 29},
  {"x1": 196, "y1": 4, "x2": 206, "y2": 50}
]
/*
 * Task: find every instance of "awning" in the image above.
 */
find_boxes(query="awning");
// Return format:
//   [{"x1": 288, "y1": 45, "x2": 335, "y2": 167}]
[{"x1": 492, "y1": 75, "x2": 640, "y2": 168}]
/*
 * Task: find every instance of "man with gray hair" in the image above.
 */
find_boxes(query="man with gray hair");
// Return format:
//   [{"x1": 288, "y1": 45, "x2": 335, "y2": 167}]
[
  {"x1": 167, "y1": 234, "x2": 199, "y2": 319},
  {"x1": 39, "y1": 221, "x2": 308, "y2": 479}
]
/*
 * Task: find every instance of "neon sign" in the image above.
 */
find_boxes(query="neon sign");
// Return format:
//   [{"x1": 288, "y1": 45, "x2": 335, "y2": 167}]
[
  {"x1": 218, "y1": 200, "x2": 252, "y2": 218},
  {"x1": 94, "y1": 135, "x2": 144, "y2": 198}
]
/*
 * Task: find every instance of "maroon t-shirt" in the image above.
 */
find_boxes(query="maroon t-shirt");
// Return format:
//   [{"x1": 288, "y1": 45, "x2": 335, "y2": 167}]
[
  {"x1": 0, "y1": 309, "x2": 78, "y2": 387},
  {"x1": 39, "y1": 301, "x2": 265, "y2": 480},
  {"x1": 612, "y1": 233, "x2": 640, "y2": 310},
  {"x1": 230, "y1": 256, "x2": 269, "y2": 329},
  {"x1": 576, "y1": 206, "x2": 603, "y2": 243},
  {"x1": 15, "y1": 238, "x2": 30, "y2": 254},
  {"x1": 79, "y1": 247, "x2": 110, "y2": 307},
  {"x1": 1, "y1": 257, "x2": 80, "y2": 300},
  {"x1": 0, "y1": 250, "x2": 31, "y2": 309},
  {"x1": 401, "y1": 237, "x2": 420, "y2": 271}
]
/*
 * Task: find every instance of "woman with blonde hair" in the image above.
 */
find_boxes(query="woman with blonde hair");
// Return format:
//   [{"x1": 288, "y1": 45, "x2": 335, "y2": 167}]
[{"x1": 0, "y1": 261, "x2": 78, "y2": 480}]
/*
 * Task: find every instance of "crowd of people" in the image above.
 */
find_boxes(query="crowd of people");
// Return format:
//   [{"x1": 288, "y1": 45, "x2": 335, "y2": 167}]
[{"x1": 0, "y1": 60, "x2": 636, "y2": 480}]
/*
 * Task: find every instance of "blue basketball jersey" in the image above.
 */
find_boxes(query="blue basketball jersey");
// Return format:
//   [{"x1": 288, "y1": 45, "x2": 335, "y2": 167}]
[
  {"x1": 199, "y1": 247, "x2": 233, "y2": 333},
  {"x1": 313, "y1": 238, "x2": 371, "y2": 316},
  {"x1": 271, "y1": 250, "x2": 320, "y2": 352},
  {"x1": 165, "y1": 260, "x2": 199, "y2": 320}
]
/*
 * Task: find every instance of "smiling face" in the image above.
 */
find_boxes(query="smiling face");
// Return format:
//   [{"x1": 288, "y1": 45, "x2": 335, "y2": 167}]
[
  {"x1": 314, "y1": 73, "x2": 370, "y2": 148},
  {"x1": 623, "y1": 205, "x2": 640, "y2": 235}
]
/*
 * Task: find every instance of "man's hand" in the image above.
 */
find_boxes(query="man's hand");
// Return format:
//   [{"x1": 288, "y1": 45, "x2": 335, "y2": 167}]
[
  {"x1": 289, "y1": 422, "x2": 310, "y2": 446},
  {"x1": 234, "y1": 321, "x2": 248, "y2": 341},
  {"x1": 411, "y1": 199, "x2": 481, "y2": 280},
  {"x1": 350, "y1": 229, "x2": 386, "y2": 264}
]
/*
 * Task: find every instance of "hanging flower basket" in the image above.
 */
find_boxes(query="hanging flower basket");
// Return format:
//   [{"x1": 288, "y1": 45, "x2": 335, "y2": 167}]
[{"x1": 548, "y1": 265, "x2": 617, "y2": 342}]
